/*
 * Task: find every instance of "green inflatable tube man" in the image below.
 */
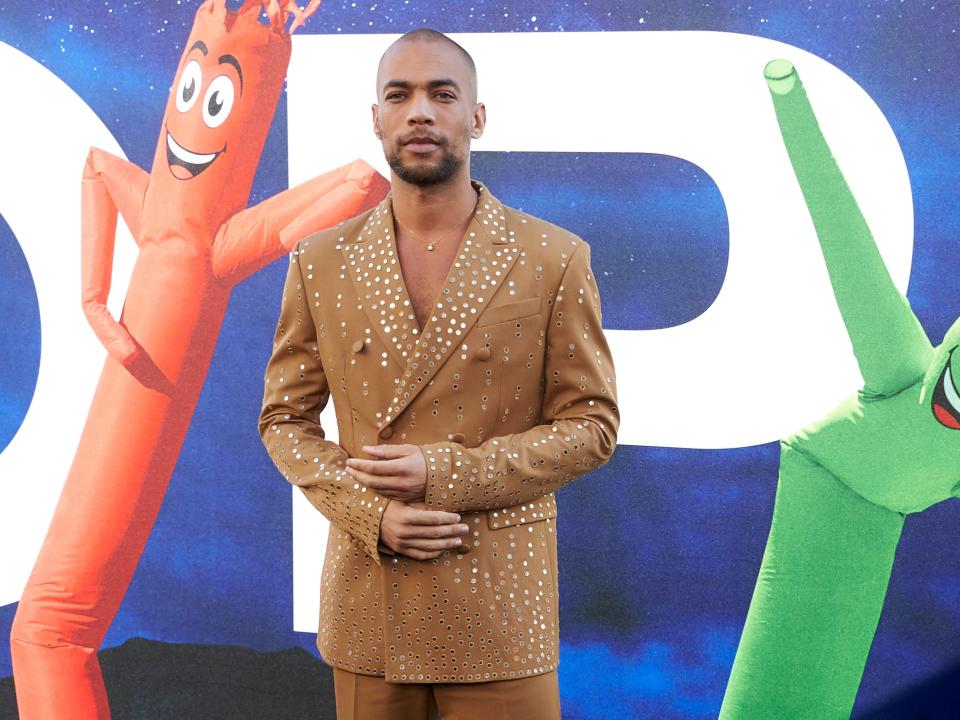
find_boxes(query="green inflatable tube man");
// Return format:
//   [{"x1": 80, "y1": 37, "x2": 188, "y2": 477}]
[{"x1": 719, "y1": 60, "x2": 960, "y2": 718}]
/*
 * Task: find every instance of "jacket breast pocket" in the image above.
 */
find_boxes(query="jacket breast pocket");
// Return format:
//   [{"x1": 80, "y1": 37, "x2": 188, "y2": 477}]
[
  {"x1": 476, "y1": 296, "x2": 541, "y2": 327},
  {"x1": 487, "y1": 495, "x2": 558, "y2": 529}
]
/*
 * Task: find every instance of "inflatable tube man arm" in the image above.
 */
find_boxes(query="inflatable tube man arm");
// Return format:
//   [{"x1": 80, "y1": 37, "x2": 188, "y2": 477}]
[
  {"x1": 80, "y1": 147, "x2": 149, "y2": 366},
  {"x1": 211, "y1": 159, "x2": 390, "y2": 285},
  {"x1": 765, "y1": 60, "x2": 933, "y2": 396}
]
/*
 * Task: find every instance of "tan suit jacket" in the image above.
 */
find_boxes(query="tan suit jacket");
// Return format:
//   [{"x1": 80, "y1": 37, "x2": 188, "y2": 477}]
[{"x1": 259, "y1": 181, "x2": 618, "y2": 683}]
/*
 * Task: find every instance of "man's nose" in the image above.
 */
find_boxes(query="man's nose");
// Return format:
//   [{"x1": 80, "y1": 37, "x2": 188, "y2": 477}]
[{"x1": 406, "y1": 92, "x2": 435, "y2": 124}]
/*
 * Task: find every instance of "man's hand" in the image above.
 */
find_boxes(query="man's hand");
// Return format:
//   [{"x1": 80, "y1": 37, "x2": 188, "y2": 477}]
[
  {"x1": 345, "y1": 444, "x2": 427, "y2": 503},
  {"x1": 379, "y1": 500, "x2": 471, "y2": 560}
]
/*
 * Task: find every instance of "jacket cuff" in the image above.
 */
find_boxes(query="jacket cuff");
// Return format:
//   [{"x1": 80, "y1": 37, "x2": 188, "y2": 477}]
[
  {"x1": 421, "y1": 441, "x2": 456, "y2": 512},
  {"x1": 356, "y1": 496, "x2": 390, "y2": 567},
  {"x1": 374, "y1": 498, "x2": 395, "y2": 558}
]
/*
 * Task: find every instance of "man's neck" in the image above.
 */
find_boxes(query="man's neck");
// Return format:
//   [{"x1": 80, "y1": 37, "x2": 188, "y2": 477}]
[{"x1": 390, "y1": 172, "x2": 479, "y2": 236}]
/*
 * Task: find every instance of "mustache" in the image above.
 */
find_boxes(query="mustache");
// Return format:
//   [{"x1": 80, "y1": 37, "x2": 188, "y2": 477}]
[{"x1": 400, "y1": 131, "x2": 444, "y2": 145}]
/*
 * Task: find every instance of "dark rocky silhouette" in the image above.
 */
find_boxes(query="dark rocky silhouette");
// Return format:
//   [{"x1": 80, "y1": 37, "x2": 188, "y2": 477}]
[{"x1": 0, "y1": 638, "x2": 336, "y2": 719}]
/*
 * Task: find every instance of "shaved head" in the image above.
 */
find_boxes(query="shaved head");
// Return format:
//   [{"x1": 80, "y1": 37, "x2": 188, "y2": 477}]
[{"x1": 378, "y1": 28, "x2": 478, "y2": 102}]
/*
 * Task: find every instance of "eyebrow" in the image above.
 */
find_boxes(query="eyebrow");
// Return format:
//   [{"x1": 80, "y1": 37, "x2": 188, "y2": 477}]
[
  {"x1": 219, "y1": 54, "x2": 243, "y2": 93},
  {"x1": 189, "y1": 40, "x2": 208, "y2": 56},
  {"x1": 382, "y1": 78, "x2": 462, "y2": 94}
]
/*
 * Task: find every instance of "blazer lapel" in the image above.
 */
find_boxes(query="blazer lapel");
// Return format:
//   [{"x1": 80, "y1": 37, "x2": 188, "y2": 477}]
[
  {"x1": 339, "y1": 197, "x2": 421, "y2": 370},
  {"x1": 379, "y1": 183, "x2": 521, "y2": 429}
]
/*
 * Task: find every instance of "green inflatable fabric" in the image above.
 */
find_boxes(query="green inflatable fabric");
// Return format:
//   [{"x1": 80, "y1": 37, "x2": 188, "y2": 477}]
[{"x1": 719, "y1": 60, "x2": 960, "y2": 719}]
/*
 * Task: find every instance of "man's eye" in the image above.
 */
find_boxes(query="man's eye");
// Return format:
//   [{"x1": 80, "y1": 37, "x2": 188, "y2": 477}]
[
  {"x1": 436, "y1": 92, "x2": 455, "y2": 100},
  {"x1": 386, "y1": 92, "x2": 405, "y2": 101}
]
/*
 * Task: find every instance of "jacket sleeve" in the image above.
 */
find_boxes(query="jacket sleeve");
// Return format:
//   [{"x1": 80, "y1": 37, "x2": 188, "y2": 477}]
[
  {"x1": 420, "y1": 240, "x2": 619, "y2": 514},
  {"x1": 259, "y1": 243, "x2": 388, "y2": 565}
]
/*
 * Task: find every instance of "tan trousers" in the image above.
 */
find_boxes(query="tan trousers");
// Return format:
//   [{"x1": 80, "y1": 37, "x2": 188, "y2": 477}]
[{"x1": 332, "y1": 668, "x2": 562, "y2": 720}]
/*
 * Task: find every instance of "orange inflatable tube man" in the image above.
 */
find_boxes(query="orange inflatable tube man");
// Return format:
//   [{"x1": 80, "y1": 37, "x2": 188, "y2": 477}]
[{"x1": 9, "y1": 2, "x2": 389, "y2": 718}]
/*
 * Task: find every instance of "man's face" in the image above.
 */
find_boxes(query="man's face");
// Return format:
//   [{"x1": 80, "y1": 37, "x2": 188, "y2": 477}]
[{"x1": 372, "y1": 39, "x2": 484, "y2": 187}]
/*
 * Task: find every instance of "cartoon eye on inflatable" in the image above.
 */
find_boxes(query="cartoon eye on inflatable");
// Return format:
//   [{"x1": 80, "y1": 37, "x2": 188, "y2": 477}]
[
  {"x1": 202, "y1": 75, "x2": 235, "y2": 128},
  {"x1": 176, "y1": 60, "x2": 203, "y2": 113}
]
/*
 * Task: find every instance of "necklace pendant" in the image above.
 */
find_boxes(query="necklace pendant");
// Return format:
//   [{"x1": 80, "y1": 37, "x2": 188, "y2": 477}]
[{"x1": 426, "y1": 243, "x2": 435, "y2": 252}]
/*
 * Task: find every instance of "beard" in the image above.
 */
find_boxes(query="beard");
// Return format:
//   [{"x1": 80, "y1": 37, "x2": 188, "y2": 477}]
[{"x1": 386, "y1": 138, "x2": 467, "y2": 187}]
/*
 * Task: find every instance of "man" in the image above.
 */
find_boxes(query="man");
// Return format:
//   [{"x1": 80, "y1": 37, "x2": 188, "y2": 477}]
[{"x1": 259, "y1": 28, "x2": 619, "y2": 720}]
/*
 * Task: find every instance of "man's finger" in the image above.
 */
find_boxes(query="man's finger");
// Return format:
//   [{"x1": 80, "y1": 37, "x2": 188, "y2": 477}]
[
  {"x1": 362, "y1": 443, "x2": 415, "y2": 459},
  {"x1": 405, "y1": 507, "x2": 462, "y2": 525},
  {"x1": 402, "y1": 522, "x2": 469, "y2": 540},
  {"x1": 346, "y1": 456, "x2": 408, "y2": 476},
  {"x1": 401, "y1": 537, "x2": 466, "y2": 552}
]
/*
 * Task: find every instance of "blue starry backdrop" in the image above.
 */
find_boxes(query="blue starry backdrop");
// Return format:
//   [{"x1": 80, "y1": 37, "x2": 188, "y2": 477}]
[{"x1": 1, "y1": 2, "x2": 959, "y2": 718}]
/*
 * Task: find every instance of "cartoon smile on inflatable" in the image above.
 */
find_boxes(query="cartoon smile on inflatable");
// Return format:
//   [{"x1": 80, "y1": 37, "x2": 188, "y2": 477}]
[
  {"x1": 165, "y1": 128, "x2": 225, "y2": 179},
  {"x1": 932, "y1": 348, "x2": 960, "y2": 429}
]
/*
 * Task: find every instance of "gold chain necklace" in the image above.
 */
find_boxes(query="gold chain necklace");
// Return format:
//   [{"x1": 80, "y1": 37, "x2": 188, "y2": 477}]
[{"x1": 394, "y1": 203, "x2": 476, "y2": 252}]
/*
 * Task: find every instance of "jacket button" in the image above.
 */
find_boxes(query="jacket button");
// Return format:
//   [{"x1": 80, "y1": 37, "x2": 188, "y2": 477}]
[
  {"x1": 379, "y1": 426, "x2": 393, "y2": 439},
  {"x1": 451, "y1": 432, "x2": 465, "y2": 443},
  {"x1": 476, "y1": 347, "x2": 491, "y2": 361},
  {"x1": 351, "y1": 340, "x2": 365, "y2": 354}
]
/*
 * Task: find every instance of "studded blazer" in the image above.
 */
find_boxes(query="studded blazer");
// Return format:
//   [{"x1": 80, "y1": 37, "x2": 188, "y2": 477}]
[{"x1": 259, "y1": 182, "x2": 619, "y2": 683}]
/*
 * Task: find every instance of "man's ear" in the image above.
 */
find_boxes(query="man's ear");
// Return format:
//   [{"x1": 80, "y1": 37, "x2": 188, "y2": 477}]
[
  {"x1": 471, "y1": 102, "x2": 486, "y2": 140},
  {"x1": 371, "y1": 103, "x2": 382, "y2": 139}
]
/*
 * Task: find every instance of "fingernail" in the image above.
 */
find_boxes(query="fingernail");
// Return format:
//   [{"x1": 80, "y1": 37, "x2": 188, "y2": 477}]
[
  {"x1": 459, "y1": 525, "x2": 469, "y2": 533},
  {"x1": 454, "y1": 514, "x2": 461, "y2": 522}
]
